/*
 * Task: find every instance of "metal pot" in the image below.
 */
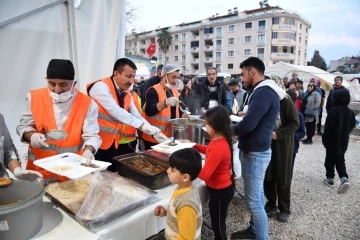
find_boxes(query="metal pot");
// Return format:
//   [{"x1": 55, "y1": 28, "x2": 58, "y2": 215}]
[
  {"x1": 168, "y1": 118, "x2": 205, "y2": 144},
  {"x1": 0, "y1": 180, "x2": 44, "y2": 240}
]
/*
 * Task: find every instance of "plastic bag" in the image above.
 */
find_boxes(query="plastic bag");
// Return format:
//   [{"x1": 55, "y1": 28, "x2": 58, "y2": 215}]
[{"x1": 75, "y1": 171, "x2": 156, "y2": 228}]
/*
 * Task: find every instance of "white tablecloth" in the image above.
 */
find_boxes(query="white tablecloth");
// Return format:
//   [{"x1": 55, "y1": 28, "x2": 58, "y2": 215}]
[{"x1": 31, "y1": 143, "x2": 241, "y2": 240}]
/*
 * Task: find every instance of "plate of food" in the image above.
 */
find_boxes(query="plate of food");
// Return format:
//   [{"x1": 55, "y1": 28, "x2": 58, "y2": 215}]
[
  {"x1": 34, "y1": 153, "x2": 111, "y2": 179},
  {"x1": 151, "y1": 139, "x2": 196, "y2": 154}
]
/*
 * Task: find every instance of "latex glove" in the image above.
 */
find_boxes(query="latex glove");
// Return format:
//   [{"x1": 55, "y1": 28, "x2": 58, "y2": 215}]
[
  {"x1": 82, "y1": 150, "x2": 95, "y2": 165},
  {"x1": 13, "y1": 167, "x2": 43, "y2": 181},
  {"x1": 30, "y1": 133, "x2": 49, "y2": 148},
  {"x1": 141, "y1": 124, "x2": 161, "y2": 136},
  {"x1": 165, "y1": 97, "x2": 180, "y2": 107},
  {"x1": 153, "y1": 132, "x2": 169, "y2": 143}
]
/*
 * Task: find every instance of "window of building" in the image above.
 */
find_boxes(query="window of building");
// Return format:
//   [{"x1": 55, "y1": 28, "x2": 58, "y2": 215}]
[
  {"x1": 228, "y1": 63, "x2": 234, "y2": 69},
  {"x1": 281, "y1": 17, "x2": 296, "y2": 25},
  {"x1": 300, "y1": 23, "x2": 302, "y2": 29},
  {"x1": 216, "y1": 27, "x2": 222, "y2": 37},
  {"x1": 134, "y1": 42, "x2": 138, "y2": 47},
  {"x1": 174, "y1": 56, "x2": 179, "y2": 61},
  {"x1": 216, "y1": 39, "x2": 222, "y2": 49},
  {"x1": 228, "y1": 25, "x2": 235, "y2": 32},
  {"x1": 244, "y1": 49, "x2": 252, "y2": 56},
  {"x1": 134, "y1": 50, "x2": 137, "y2": 55},
  {"x1": 304, "y1": 52, "x2": 307, "y2": 59},
  {"x1": 204, "y1": 27, "x2": 213, "y2": 34},
  {"x1": 298, "y1": 50, "x2": 301, "y2": 56},
  {"x1": 228, "y1": 38, "x2": 235, "y2": 44},
  {"x1": 174, "y1": 45, "x2": 179, "y2": 51},
  {"x1": 216, "y1": 64, "x2": 221, "y2": 72},
  {"x1": 299, "y1": 37, "x2": 301, "y2": 43},
  {"x1": 166, "y1": 57, "x2": 169, "y2": 62},
  {"x1": 272, "y1": 32, "x2": 278, "y2": 39},
  {"x1": 216, "y1": 52, "x2": 221, "y2": 61},
  {"x1": 182, "y1": 55, "x2": 186, "y2": 63},
  {"x1": 228, "y1": 50, "x2": 235, "y2": 57},
  {"x1": 181, "y1": 33, "x2": 186, "y2": 41},
  {"x1": 305, "y1": 40, "x2": 308, "y2": 45},
  {"x1": 159, "y1": 57, "x2": 162, "y2": 62},
  {"x1": 271, "y1": 46, "x2": 278, "y2": 53},
  {"x1": 245, "y1": 36, "x2": 252, "y2": 43},
  {"x1": 258, "y1": 20, "x2": 266, "y2": 31},
  {"x1": 245, "y1": 22, "x2": 252, "y2": 29},
  {"x1": 191, "y1": 41, "x2": 199, "y2": 48},
  {"x1": 182, "y1": 66, "x2": 186, "y2": 73},
  {"x1": 174, "y1": 35, "x2": 178, "y2": 40},
  {"x1": 272, "y1": 17, "x2": 279, "y2": 25},
  {"x1": 306, "y1": 27, "x2": 308, "y2": 33},
  {"x1": 258, "y1": 34, "x2": 265, "y2": 45},
  {"x1": 181, "y1": 44, "x2": 186, "y2": 53},
  {"x1": 257, "y1": 48, "x2": 265, "y2": 59}
]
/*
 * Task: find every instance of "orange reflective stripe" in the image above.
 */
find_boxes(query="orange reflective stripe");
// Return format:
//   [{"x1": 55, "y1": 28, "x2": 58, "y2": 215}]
[
  {"x1": 28, "y1": 88, "x2": 91, "y2": 179},
  {"x1": 87, "y1": 77, "x2": 132, "y2": 149},
  {"x1": 142, "y1": 84, "x2": 179, "y2": 143}
]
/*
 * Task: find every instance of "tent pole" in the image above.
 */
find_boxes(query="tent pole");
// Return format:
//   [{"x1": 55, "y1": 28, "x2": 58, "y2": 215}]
[{"x1": 65, "y1": 0, "x2": 80, "y2": 87}]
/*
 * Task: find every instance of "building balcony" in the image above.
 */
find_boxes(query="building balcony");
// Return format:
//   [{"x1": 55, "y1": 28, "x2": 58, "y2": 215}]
[
  {"x1": 204, "y1": 57, "x2": 213, "y2": 63},
  {"x1": 193, "y1": 35, "x2": 199, "y2": 40},
  {"x1": 191, "y1": 59, "x2": 199, "y2": 64},
  {"x1": 271, "y1": 53, "x2": 295, "y2": 60},
  {"x1": 191, "y1": 47, "x2": 199, "y2": 53},
  {"x1": 271, "y1": 39, "x2": 296, "y2": 45},
  {"x1": 204, "y1": 33, "x2": 213, "y2": 39},
  {"x1": 215, "y1": 58, "x2": 221, "y2": 63},
  {"x1": 192, "y1": 70, "x2": 199, "y2": 74},
  {"x1": 204, "y1": 45, "x2": 213, "y2": 51},
  {"x1": 181, "y1": 61, "x2": 187, "y2": 65},
  {"x1": 215, "y1": 34, "x2": 222, "y2": 38},
  {"x1": 272, "y1": 24, "x2": 297, "y2": 32}
]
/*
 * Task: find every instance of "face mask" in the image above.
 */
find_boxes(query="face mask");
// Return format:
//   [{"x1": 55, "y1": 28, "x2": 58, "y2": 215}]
[
  {"x1": 50, "y1": 81, "x2": 76, "y2": 103},
  {"x1": 165, "y1": 76, "x2": 175, "y2": 89}
]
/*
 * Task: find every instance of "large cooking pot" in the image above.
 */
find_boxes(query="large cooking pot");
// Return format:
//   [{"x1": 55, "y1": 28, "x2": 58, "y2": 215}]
[
  {"x1": 169, "y1": 118, "x2": 205, "y2": 144},
  {"x1": 0, "y1": 180, "x2": 44, "y2": 240}
]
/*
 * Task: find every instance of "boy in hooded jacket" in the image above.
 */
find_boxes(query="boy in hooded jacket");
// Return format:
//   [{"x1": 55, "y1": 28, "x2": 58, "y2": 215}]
[{"x1": 322, "y1": 89, "x2": 355, "y2": 194}]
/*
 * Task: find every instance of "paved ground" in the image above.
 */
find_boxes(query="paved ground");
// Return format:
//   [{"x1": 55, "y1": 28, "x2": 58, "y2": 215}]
[{"x1": 150, "y1": 133, "x2": 360, "y2": 240}]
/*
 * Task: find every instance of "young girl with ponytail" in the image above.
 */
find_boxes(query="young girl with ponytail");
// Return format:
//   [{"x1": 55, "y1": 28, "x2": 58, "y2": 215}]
[{"x1": 194, "y1": 105, "x2": 235, "y2": 240}]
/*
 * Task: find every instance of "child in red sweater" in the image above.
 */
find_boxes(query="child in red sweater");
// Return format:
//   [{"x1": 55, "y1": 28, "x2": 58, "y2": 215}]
[{"x1": 194, "y1": 105, "x2": 235, "y2": 240}]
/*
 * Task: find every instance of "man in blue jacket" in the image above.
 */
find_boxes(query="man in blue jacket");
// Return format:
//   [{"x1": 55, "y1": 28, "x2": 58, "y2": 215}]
[{"x1": 231, "y1": 57, "x2": 281, "y2": 240}]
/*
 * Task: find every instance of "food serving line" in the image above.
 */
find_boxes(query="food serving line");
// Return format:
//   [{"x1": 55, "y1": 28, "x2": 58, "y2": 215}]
[{"x1": 1, "y1": 117, "x2": 242, "y2": 240}]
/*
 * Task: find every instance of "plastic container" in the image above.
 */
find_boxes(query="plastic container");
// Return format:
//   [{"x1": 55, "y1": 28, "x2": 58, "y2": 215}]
[
  {"x1": 114, "y1": 153, "x2": 171, "y2": 190},
  {"x1": 0, "y1": 180, "x2": 44, "y2": 240}
]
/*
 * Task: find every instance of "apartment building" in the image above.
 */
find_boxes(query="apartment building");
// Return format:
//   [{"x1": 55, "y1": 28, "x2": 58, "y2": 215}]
[{"x1": 125, "y1": 6, "x2": 311, "y2": 77}]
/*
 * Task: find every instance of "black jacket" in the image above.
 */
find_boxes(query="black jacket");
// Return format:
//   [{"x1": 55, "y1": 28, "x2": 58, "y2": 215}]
[
  {"x1": 322, "y1": 89, "x2": 356, "y2": 154},
  {"x1": 199, "y1": 80, "x2": 227, "y2": 110},
  {"x1": 325, "y1": 86, "x2": 347, "y2": 112}
]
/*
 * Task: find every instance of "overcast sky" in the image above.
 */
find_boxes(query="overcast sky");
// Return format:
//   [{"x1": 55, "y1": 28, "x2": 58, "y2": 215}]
[{"x1": 129, "y1": 0, "x2": 360, "y2": 64}]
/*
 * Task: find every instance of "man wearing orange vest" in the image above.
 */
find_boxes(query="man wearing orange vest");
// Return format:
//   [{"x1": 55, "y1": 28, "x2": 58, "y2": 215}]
[
  {"x1": 16, "y1": 59, "x2": 102, "y2": 182},
  {"x1": 87, "y1": 58, "x2": 165, "y2": 172},
  {"x1": 142, "y1": 64, "x2": 185, "y2": 150}
]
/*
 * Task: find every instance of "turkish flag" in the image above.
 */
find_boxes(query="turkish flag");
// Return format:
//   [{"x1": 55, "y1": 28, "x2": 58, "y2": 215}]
[{"x1": 146, "y1": 40, "x2": 156, "y2": 57}]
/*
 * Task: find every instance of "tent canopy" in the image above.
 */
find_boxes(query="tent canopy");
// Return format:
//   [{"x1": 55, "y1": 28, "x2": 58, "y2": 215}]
[{"x1": 265, "y1": 61, "x2": 350, "y2": 88}]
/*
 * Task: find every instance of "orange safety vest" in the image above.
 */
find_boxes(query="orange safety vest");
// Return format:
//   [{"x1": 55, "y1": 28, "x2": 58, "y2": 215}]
[
  {"x1": 119, "y1": 91, "x2": 141, "y2": 144},
  {"x1": 27, "y1": 88, "x2": 91, "y2": 180},
  {"x1": 87, "y1": 77, "x2": 135, "y2": 149},
  {"x1": 142, "y1": 84, "x2": 179, "y2": 143}
]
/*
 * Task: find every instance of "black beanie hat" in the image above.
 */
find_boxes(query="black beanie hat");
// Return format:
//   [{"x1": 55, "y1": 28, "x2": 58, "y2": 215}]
[{"x1": 46, "y1": 59, "x2": 75, "y2": 80}]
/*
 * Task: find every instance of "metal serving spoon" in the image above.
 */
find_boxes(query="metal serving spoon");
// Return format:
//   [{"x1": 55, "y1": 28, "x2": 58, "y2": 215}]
[{"x1": 45, "y1": 129, "x2": 68, "y2": 140}]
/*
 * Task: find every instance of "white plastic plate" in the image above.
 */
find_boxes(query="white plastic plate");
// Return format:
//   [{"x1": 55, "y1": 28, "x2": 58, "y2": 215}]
[
  {"x1": 151, "y1": 139, "x2": 196, "y2": 154},
  {"x1": 33, "y1": 153, "x2": 111, "y2": 179},
  {"x1": 230, "y1": 115, "x2": 243, "y2": 123}
]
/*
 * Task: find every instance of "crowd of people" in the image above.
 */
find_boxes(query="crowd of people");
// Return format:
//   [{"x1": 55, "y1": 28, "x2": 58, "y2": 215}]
[{"x1": 0, "y1": 56, "x2": 356, "y2": 240}]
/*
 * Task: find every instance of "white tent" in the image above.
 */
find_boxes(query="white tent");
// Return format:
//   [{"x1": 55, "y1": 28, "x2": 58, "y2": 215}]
[
  {"x1": 134, "y1": 62, "x2": 150, "y2": 80},
  {"x1": 265, "y1": 62, "x2": 350, "y2": 92},
  {"x1": 0, "y1": 0, "x2": 126, "y2": 160}
]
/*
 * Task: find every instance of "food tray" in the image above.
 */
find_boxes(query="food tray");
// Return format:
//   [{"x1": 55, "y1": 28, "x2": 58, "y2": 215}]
[
  {"x1": 151, "y1": 139, "x2": 196, "y2": 154},
  {"x1": 113, "y1": 153, "x2": 171, "y2": 190},
  {"x1": 33, "y1": 153, "x2": 111, "y2": 179}
]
